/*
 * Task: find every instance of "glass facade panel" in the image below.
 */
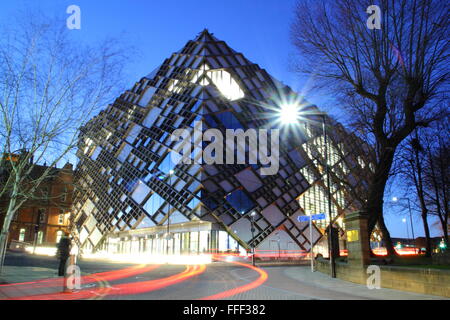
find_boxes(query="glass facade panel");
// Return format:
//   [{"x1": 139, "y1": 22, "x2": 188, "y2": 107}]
[
  {"x1": 131, "y1": 181, "x2": 151, "y2": 204},
  {"x1": 215, "y1": 111, "x2": 244, "y2": 130},
  {"x1": 142, "y1": 193, "x2": 164, "y2": 216},
  {"x1": 190, "y1": 232, "x2": 199, "y2": 253},
  {"x1": 226, "y1": 189, "x2": 255, "y2": 214}
]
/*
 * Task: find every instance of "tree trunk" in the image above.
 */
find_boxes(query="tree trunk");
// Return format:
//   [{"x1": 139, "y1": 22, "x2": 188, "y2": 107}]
[
  {"x1": 438, "y1": 215, "x2": 448, "y2": 246},
  {"x1": 0, "y1": 186, "x2": 19, "y2": 273},
  {"x1": 421, "y1": 213, "x2": 432, "y2": 256},
  {"x1": 427, "y1": 145, "x2": 448, "y2": 246},
  {"x1": 377, "y1": 213, "x2": 396, "y2": 256},
  {"x1": 438, "y1": 138, "x2": 449, "y2": 246},
  {"x1": 366, "y1": 147, "x2": 397, "y2": 256},
  {"x1": 413, "y1": 136, "x2": 432, "y2": 257}
]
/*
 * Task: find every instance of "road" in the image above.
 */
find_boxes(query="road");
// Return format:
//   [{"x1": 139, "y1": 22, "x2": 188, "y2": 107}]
[{"x1": 0, "y1": 252, "x2": 446, "y2": 300}]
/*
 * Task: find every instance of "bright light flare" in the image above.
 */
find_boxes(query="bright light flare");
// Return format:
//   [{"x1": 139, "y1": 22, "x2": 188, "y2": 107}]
[
  {"x1": 81, "y1": 252, "x2": 212, "y2": 265},
  {"x1": 279, "y1": 103, "x2": 300, "y2": 124},
  {"x1": 25, "y1": 246, "x2": 56, "y2": 256}
]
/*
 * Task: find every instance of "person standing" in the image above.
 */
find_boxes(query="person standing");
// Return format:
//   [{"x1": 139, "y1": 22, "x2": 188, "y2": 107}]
[{"x1": 56, "y1": 233, "x2": 71, "y2": 276}]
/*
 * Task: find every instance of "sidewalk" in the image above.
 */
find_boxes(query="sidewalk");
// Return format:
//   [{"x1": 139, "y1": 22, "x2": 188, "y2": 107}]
[
  {"x1": 0, "y1": 266, "x2": 58, "y2": 284},
  {"x1": 0, "y1": 266, "x2": 65, "y2": 300},
  {"x1": 280, "y1": 266, "x2": 448, "y2": 300}
]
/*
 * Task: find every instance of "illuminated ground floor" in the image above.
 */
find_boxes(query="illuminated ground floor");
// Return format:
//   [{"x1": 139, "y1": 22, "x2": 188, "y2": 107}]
[
  {"x1": 88, "y1": 221, "x2": 247, "y2": 257},
  {"x1": 81, "y1": 220, "x2": 337, "y2": 261}
]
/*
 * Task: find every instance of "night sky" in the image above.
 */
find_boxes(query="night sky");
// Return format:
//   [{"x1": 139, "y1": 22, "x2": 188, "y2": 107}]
[{"x1": 0, "y1": 0, "x2": 441, "y2": 238}]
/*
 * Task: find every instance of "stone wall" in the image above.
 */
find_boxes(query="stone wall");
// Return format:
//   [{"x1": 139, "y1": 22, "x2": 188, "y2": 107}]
[
  {"x1": 316, "y1": 258, "x2": 450, "y2": 297},
  {"x1": 379, "y1": 265, "x2": 450, "y2": 297},
  {"x1": 432, "y1": 251, "x2": 450, "y2": 265},
  {"x1": 316, "y1": 211, "x2": 449, "y2": 298}
]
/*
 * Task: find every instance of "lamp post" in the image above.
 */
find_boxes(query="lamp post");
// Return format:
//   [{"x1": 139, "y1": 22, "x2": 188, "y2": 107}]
[
  {"x1": 392, "y1": 197, "x2": 415, "y2": 245},
  {"x1": 278, "y1": 104, "x2": 336, "y2": 277},
  {"x1": 165, "y1": 169, "x2": 175, "y2": 256},
  {"x1": 402, "y1": 217, "x2": 410, "y2": 243},
  {"x1": 250, "y1": 211, "x2": 256, "y2": 266},
  {"x1": 321, "y1": 114, "x2": 336, "y2": 278}
]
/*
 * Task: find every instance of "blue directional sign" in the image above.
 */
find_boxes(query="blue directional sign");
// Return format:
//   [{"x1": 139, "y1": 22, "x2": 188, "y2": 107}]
[{"x1": 297, "y1": 213, "x2": 326, "y2": 222}]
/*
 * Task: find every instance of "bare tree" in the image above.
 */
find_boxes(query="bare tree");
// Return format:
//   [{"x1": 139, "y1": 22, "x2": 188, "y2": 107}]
[
  {"x1": 0, "y1": 12, "x2": 129, "y2": 272},
  {"x1": 424, "y1": 121, "x2": 449, "y2": 246},
  {"x1": 398, "y1": 131, "x2": 432, "y2": 256},
  {"x1": 397, "y1": 120, "x2": 449, "y2": 254},
  {"x1": 291, "y1": 0, "x2": 449, "y2": 255}
]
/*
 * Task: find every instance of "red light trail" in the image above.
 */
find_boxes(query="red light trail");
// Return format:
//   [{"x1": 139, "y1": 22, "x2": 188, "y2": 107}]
[
  {"x1": 200, "y1": 255, "x2": 268, "y2": 300},
  {"x1": 5, "y1": 264, "x2": 205, "y2": 300},
  {"x1": 0, "y1": 264, "x2": 158, "y2": 292}
]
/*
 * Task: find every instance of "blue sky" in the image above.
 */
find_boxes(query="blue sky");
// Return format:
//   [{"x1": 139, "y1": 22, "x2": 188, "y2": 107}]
[
  {"x1": 0, "y1": 0, "x2": 441, "y2": 238},
  {"x1": 0, "y1": 0, "x2": 306, "y2": 101}
]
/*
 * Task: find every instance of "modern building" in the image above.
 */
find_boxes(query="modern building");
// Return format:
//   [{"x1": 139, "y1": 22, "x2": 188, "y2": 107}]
[
  {"x1": 0, "y1": 160, "x2": 73, "y2": 249},
  {"x1": 70, "y1": 30, "x2": 374, "y2": 258}
]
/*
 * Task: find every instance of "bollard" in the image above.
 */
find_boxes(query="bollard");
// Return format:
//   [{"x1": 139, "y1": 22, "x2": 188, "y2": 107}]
[{"x1": 63, "y1": 255, "x2": 80, "y2": 293}]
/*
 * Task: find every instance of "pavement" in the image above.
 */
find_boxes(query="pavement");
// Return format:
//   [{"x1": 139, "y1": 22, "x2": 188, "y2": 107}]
[
  {"x1": 266, "y1": 266, "x2": 445, "y2": 300},
  {"x1": 0, "y1": 266, "x2": 57, "y2": 284},
  {"x1": 0, "y1": 251, "x2": 448, "y2": 300}
]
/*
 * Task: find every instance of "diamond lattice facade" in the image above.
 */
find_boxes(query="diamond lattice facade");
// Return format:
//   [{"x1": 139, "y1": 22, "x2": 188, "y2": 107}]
[{"x1": 70, "y1": 30, "x2": 374, "y2": 257}]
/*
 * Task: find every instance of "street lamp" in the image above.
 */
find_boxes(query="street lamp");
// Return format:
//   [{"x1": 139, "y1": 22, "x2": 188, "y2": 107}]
[
  {"x1": 165, "y1": 169, "x2": 175, "y2": 256},
  {"x1": 278, "y1": 103, "x2": 336, "y2": 278},
  {"x1": 402, "y1": 218, "x2": 410, "y2": 243},
  {"x1": 392, "y1": 197, "x2": 415, "y2": 246},
  {"x1": 250, "y1": 211, "x2": 256, "y2": 266}
]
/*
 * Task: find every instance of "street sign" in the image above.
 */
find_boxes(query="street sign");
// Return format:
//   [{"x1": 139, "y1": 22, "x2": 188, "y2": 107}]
[
  {"x1": 297, "y1": 213, "x2": 326, "y2": 222},
  {"x1": 297, "y1": 213, "x2": 326, "y2": 273}
]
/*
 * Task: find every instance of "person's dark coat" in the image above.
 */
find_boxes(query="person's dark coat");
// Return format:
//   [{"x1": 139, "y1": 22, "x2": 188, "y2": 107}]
[
  {"x1": 57, "y1": 236, "x2": 71, "y2": 259},
  {"x1": 56, "y1": 236, "x2": 71, "y2": 276}
]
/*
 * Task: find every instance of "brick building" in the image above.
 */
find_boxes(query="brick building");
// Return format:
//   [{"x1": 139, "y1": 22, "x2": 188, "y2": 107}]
[{"x1": 0, "y1": 162, "x2": 74, "y2": 248}]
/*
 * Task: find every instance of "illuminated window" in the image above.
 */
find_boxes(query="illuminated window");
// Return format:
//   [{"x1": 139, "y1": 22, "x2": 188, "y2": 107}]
[
  {"x1": 19, "y1": 228, "x2": 26, "y2": 242},
  {"x1": 338, "y1": 161, "x2": 350, "y2": 175},
  {"x1": 58, "y1": 211, "x2": 64, "y2": 225},
  {"x1": 300, "y1": 166, "x2": 317, "y2": 184},
  {"x1": 191, "y1": 64, "x2": 244, "y2": 101},
  {"x1": 56, "y1": 230, "x2": 63, "y2": 244},
  {"x1": 37, "y1": 231, "x2": 44, "y2": 244},
  {"x1": 357, "y1": 156, "x2": 366, "y2": 168},
  {"x1": 298, "y1": 184, "x2": 338, "y2": 229},
  {"x1": 84, "y1": 138, "x2": 94, "y2": 154},
  {"x1": 208, "y1": 69, "x2": 244, "y2": 100}
]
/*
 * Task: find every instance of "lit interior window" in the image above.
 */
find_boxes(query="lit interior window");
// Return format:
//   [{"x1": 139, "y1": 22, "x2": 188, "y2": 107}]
[
  {"x1": 357, "y1": 156, "x2": 366, "y2": 168},
  {"x1": 191, "y1": 64, "x2": 210, "y2": 86},
  {"x1": 84, "y1": 138, "x2": 94, "y2": 154},
  {"x1": 191, "y1": 64, "x2": 244, "y2": 101},
  {"x1": 208, "y1": 69, "x2": 245, "y2": 101},
  {"x1": 56, "y1": 230, "x2": 63, "y2": 244}
]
